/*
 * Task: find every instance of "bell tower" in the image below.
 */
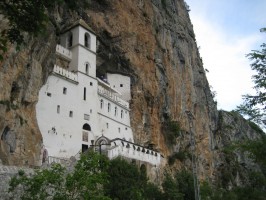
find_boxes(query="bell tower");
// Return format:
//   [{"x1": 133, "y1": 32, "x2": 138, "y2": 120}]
[{"x1": 60, "y1": 19, "x2": 97, "y2": 77}]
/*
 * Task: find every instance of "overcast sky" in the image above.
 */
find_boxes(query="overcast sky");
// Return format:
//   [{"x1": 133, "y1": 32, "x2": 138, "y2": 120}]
[{"x1": 185, "y1": 0, "x2": 266, "y2": 111}]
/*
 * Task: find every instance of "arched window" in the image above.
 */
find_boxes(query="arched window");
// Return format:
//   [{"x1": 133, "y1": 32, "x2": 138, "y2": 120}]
[
  {"x1": 100, "y1": 99, "x2": 104, "y2": 109},
  {"x1": 83, "y1": 123, "x2": 91, "y2": 131},
  {"x1": 67, "y1": 32, "x2": 73, "y2": 48},
  {"x1": 84, "y1": 33, "x2": 91, "y2": 49},
  {"x1": 108, "y1": 103, "x2": 111, "y2": 112}
]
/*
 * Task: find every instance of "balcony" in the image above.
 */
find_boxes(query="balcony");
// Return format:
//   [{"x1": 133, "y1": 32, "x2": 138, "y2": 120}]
[
  {"x1": 56, "y1": 44, "x2": 72, "y2": 61},
  {"x1": 107, "y1": 138, "x2": 161, "y2": 166},
  {"x1": 98, "y1": 85, "x2": 129, "y2": 108},
  {"x1": 53, "y1": 65, "x2": 78, "y2": 83}
]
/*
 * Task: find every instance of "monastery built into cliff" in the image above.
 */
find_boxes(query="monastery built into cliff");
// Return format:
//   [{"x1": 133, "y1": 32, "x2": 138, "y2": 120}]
[{"x1": 36, "y1": 20, "x2": 161, "y2": 167}]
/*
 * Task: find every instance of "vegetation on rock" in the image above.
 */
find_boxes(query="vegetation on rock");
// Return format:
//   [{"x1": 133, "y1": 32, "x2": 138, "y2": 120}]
[{"x1": 0, "y1": 0, "x2": 88, "y2": 60}]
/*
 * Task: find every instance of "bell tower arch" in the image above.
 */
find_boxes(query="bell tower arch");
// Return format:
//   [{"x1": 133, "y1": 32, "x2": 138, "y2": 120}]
[{"x1": 60, "y1": 19, "x2": 97, "y2": 77}]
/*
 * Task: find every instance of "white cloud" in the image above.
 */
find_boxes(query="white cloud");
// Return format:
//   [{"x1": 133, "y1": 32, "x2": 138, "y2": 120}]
[{"x1": 190, "y1": 15, "x2": 263, "y2": 111}]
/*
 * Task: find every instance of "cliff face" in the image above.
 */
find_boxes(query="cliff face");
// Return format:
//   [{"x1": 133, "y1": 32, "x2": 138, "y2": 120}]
[
  {"x1": 0, "y1": 0, "x2": 263, "y2": 184},
  {"x1": 86, "y1": 0, "x2": 217, "y2": 179},
  {"x1": 0, "y1": 19, "x2": 57, "y2": 165}
]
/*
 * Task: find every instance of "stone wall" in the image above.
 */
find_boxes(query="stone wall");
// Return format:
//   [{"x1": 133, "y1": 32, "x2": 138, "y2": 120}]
[{"x1": 0, "y1": 162, "x2": 34, "y2": 200}]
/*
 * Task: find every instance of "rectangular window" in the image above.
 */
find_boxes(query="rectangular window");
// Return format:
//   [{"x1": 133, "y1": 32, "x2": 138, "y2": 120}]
[
  {"x1": 120, "y1": 84, "x2": 123, "y2": 87},
  {"x1": 69, "y1": 111, "x2": 73, "y2": 117},
  {"x1": 57, "y1": 105, "x2": 60, "y2": 114},
  {"x1": 106, "y1": 123, "x2": 109, "y2": 128},
  {"x1": 118, "y1": 127, "x2": 121, "y2": 133},
  {"x1": 108, "y1": 103, "x2": 111, "y2": 112},
  {"x1": 84, "y1": 114, "x2": 90, "y2": 120},
  {"x1": 90, "y1": 82, "x2": 93, "y2": 86},
  {"x1": 82, "y1": 131, "x2": 88, "y2": 142},
  {"x1": 84, "y1": 87, "x2": 86, "y2": 101},
  {"x1": 63, "y1": 87, "x2": 67, "y2": 94},
  {"x1": 47, "y1": 92, "x2": 51, "y2": 97}
]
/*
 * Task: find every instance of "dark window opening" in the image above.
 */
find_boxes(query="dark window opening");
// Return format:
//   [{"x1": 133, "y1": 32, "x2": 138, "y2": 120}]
[
  {"x1": 115, "y1": 107, "x2": 117, "y2": 116},
  {"x1": 69, "y1": 111, "x2": 73, "y2": 117},
  {"x1": 84, "y1": 33, "x2": 91, "y2": 48},
  {"x1": 82, "y1": 144, "x2": 89, "y2": 153},
  {"x1": 83, "y1": 123, "x2": 91, "y2": 131},
  {"x1": 84, "y1": 87, "x2": 86, "y2": 101},
  {"x1": 85, "y1": 63, "x2": 89, "y2": 74},
  {"x1": 108, "y1": 103, "x2": 111, "y2": 112},
  {"x1": 63, "y1": 87, "x2": 67, "y2": 94},
  {"x1": 100, "y1": 99, "x2": 103, "y2": 109}
]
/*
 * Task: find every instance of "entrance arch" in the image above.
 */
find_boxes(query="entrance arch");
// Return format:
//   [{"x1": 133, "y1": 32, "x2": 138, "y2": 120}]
[
  {"x1": 82, "y1": 123, "x2": 91, "y2": 152},
  {"x1": 83, "y1": 123, "x2": 91, "y2": 131}
]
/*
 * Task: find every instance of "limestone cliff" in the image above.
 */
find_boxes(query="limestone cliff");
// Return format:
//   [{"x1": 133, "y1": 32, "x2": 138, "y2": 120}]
[{"x1": 0, "y1": 0, "x2": 263, "y2": 185}]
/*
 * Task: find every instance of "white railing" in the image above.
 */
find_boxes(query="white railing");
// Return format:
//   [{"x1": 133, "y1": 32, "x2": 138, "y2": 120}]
[
  {"x1": 56, "y1": 44, "x2": 72, "y2": 61},
  {"x1": 107, "y1": 140, "x2": 161, "y2": 166},
  {"x1": 98, "y1": 85, "x2": 129, "y2": 108},
  {"x1": 48, "y1": 156, "x2": 69, "y2": 165},
  {"x1": 53, "y1": 65, "x2": 78, "y2": 82}
]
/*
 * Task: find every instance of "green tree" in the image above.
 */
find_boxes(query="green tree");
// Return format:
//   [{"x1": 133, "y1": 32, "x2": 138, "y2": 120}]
[
  {"x1": 162, "y1": 173, "x2": 184, "y2": 200},
  {"x1": 236, "y1": 28, "x2": 266, "y2": 126},
  {"x1": 65, "y1": 150, "x2": 110, "y2": 200},
  {"x1": 9, "y1": 164, "x2": 67, "y2": 200},
  {"x1": 162, "y1": 170, "x2": 195, "y2": 200},
  {"x1": 9, "y1": 151, "x2": 111, "y2": 200},
  {"x1": 144, "y1": 182, "x2": 164, "y2": 200},
  {"x1": 0, "y1": 0, "x2": 88, "y2": 60},
  {"x1": 104, "y1": 158, "x2": 147, "y2": 200}
]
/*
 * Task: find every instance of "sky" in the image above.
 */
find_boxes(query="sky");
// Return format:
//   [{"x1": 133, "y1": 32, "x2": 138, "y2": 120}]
[{"x1": 185, "y1": 0, "x2": 266, "y2": 111}]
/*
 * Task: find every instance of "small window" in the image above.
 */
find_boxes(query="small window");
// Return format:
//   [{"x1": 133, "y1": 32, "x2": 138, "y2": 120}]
[
  {"x1": 106, "y1": 123, "x2": 109, "y2": 128},
  {"x1": 108, "y1": 103, "x2": 111, "y2": 112},
  {"x1": 69, "y1": 111, "x2": 73, "y2": 117},
  {"x1": 100, "y1": 99, "x2": 103, "y2": 109},
  {"x1": 63, "y1": 87, "x2": 67, "y2": 94},
  {"x1": 120, "y1": 84, "x2": 123, "y2": 87},
  {"x1": 84, "y1": 87, "x2": 86, "y2": 101},
  {"x1": 84, "y1": 114, "x2": 90, "y2": 120},
  {"x1": 118, "y1": 128, "x2": 121, "y2": 133},
  {"x1": 125, "y1": 127, "x2": 128, "y2": 130},
  {"x1": 57, "y1": 105, "x2": 60, "y2": 114},
  {"x1": 85, "y1": 63, "x2": 89, "y2": 74},
  {"x1": 90, "y1": 82, "x2": 93, "y2": 86},
  {"x1": 121, "y1": 110, "x2": 124, "y2": 118},
  {"x1": 47, "y1": 92, "x2": 51, "y2": 97},
  {"x1": 115, "y1": 107, "x2": 117, "y2": 116},
  {"x1": 90, "y1": 109, "x2": 92, "y2": 113}
]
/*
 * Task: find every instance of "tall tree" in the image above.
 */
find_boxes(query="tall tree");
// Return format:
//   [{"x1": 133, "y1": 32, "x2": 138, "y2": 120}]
[{"x1": 236, "y1": 28, "x2": 266, "y2": 127}]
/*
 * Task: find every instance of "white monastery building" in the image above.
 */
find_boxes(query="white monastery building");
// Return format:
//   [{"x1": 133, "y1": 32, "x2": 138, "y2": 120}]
[{"x1": 36, "y1": 20, "x2": 161, "y2": 166}]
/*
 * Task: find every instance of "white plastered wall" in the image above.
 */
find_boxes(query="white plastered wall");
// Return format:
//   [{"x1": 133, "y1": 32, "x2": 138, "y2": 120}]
[{"x1": 107, "y1": 73, "x2": 131, "y2": 101}]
